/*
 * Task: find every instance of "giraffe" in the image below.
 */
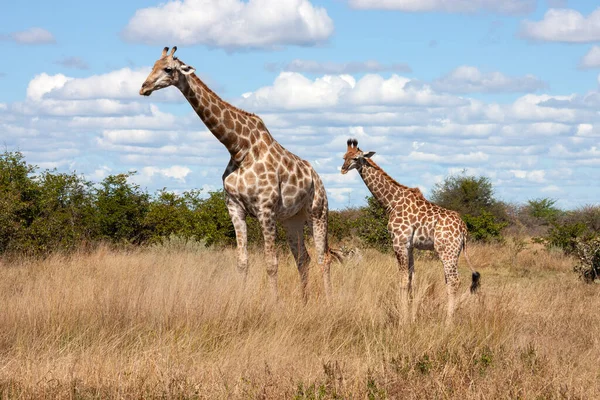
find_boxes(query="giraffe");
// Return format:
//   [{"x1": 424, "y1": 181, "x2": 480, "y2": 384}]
[
  {"x1": 139, "y1": 47, "x2": 337, "y2": 301},
  {"x1": 341, "y1": 138, "x2": 480, "y2": 320}
]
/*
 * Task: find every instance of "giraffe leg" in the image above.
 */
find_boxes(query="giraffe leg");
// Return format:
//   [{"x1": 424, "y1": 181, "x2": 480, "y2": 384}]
[
  {"x1": 282, "y1": 214, "x2": 311, "y2": 302},
  {"x1": 392, "y1": 235, "x2": 411, "y2": 317},
  {"x1": 259, "y1": 210, "x2": 279, "y2": 300},
  {"x1": 439, "y1": 250, "x2": 461, "y2": 324},
  {"x1": 226, "y1": 197, "x2": 248, "y2": 280},
  {"x1": 312, "y1": 213, "x2": 332, "y2": 303}
]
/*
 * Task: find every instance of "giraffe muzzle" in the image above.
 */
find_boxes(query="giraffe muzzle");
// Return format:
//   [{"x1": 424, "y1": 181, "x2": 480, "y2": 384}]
[{"x1": 139, "y1": 84, "x2": 153, "y2": 96}]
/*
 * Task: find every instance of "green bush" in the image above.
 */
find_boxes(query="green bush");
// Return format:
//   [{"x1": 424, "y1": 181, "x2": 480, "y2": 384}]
[
  {"x1": 95, "y1": 173, "x2": 150, "y2": 244},
  {"x1": 431, "y1": 172, "x2": 507, "y2": 242},
  {"x1": 462, "y1": 211, "x2": 509, "y2": 243},
  {"x1": 24, "y1": 170, "x2": 95, "y2": 254},
  {"x1": 527, "y1": 198, "x2": 561, "y2": 224},
  {"x1": 354, "y1": 196, "x2": 391, "y2": 252}
]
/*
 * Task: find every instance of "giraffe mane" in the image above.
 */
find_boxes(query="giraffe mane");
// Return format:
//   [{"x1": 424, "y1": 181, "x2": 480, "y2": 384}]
[
  {"x1": 365, "y1": 158, "x2": 424, "y2": 198},
  {"x1": 187, "y1": 71, "x2": 261, "y2": 120}
]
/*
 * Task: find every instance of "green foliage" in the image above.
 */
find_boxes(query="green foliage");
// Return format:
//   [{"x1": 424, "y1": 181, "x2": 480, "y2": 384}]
[
  {"x1": 95, "y1": 173, "x2": 150, "y2": 244},
  {"x1": 0, "y1": 151, "x2": 39, "y2": 253},
  {"x1": 192, "y1": 190, "x2": 236, "y2": 247},
  {"x1": 24, "y1": 170, "x2": 95, "y2": 254},
  {"x1": 527, "y1": 198, "x2": 561, "y2": 223},
  {"x1": 545, "y1": 221, "x2": 587, "y2": 255},
  {"x1": 353, "y1": 196, "x2": 391, "y2": 252},
  {"x1": 462, "y1": 211, "x2": 509, "y2": 243},
  {"x1": 431, "y1": 172, "x2": 507, "y2": 241}
]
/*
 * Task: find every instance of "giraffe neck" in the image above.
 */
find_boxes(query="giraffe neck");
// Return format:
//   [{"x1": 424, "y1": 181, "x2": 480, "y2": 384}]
[
  {"x1": 177, "y1": 72, "x2": 258, "y2": 163},
  {"x1": 358, "y1": 160, "x2": 412, "y2": 209}
]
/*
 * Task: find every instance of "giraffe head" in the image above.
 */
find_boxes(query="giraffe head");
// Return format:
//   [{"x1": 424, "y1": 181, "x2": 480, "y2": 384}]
[
  {"x1": 139, "y1": 46, "x2": 196, "y2": 96},
  {"x1": 341, "y1": 138, "x2": 375, "y2": 174}
]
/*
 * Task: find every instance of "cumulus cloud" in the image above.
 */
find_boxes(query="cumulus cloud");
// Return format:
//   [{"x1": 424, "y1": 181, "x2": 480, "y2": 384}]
[
  {"x1": 430, "y1": 66, "x2": 547, "y2": 93},
  {"x1": 239, "y1": 72, "x2": 466, "y2": 111},
  {"x1": 579, "y1": 46, "x2": 600, "y2": 69},
  {"x1": 55, "y1": 56, "x2": 90, "y2": 70},
  {"x1": 268, "y1": 59, "x2": 412, "y2": 74},
  {"x1": 122, "y1": 0, "x2": 333, "y2": 50},
  {"x1": 347, "y1": 0, "x2": 535, "y2": 15},
  {"x1": 520, "y1": 8, "x2": 600, "y2": 42},
  {"x1": 1, "y1": 27, "x2": 56, "y2": 45},
  {"x1": 408, "y1": 151, "x2": 489, "y2": 164},
  {"x1": 509, "y1": 169, "x2": 546, "y2": 183}
]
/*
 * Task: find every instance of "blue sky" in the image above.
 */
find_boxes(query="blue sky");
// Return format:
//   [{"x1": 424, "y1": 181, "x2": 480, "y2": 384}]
[{"x1": 2, "y1": 0, "x2": 600, "y2": 209}]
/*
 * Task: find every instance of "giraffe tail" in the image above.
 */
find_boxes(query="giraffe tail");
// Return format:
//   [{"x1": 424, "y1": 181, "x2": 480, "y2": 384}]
[{"x1": 463, "y1": 238, "x2": 481, "y2": 294}]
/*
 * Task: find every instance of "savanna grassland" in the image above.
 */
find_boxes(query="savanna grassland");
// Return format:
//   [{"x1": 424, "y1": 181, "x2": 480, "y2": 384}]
[{"x1": 0, "y1": 239, "x2": 598, "y2": 399}]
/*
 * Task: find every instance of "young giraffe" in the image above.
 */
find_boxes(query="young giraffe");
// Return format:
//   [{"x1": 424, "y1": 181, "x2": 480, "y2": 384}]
[
  {"x1": 140, "y1": 47, "x2": 337, "y2": 301},
  {"x1": 341, "y1": 138, "x2": 480, "y2": 319}
]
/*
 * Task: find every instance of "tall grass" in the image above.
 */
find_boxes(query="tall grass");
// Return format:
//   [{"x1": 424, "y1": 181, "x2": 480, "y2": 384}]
[{"x1": 0, "y1": 240, "x2": 598, "y2": 399}]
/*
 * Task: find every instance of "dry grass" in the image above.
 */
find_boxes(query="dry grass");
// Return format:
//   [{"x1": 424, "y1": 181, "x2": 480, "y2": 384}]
[{"x1": 0, "y1": 238, "x2": 598, "y2": 399}]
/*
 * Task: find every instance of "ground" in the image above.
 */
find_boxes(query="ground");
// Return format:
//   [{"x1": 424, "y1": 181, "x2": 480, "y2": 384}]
[{"x1": 0, "y1": 238, "x2": 598, "y2": 399}]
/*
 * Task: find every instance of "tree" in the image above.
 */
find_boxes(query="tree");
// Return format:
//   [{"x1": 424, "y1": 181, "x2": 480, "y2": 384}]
[
  {"x1": 527, "y1": 198, "x2": 561, "y2": 224},
  {"x1": 95, "y1": 173, "x2": 150, "y2": 244},
  {"x1": 431, "y1": 172, "x2": 507, "y2": 241}
]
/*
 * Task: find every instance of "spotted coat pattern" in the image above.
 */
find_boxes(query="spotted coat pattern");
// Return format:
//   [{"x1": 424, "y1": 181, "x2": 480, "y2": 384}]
[
  {"x1": 341, "y1": 139, "x2": 475, "y2": 318},
  {"x1": 140, "y1": 47, "x2": 334, "y2": 301}
]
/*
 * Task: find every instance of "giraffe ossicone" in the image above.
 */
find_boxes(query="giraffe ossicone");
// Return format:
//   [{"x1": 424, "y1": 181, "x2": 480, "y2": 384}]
[
  {"x1": 139, "y1": 46, "x2": 339, "y2": 302},
  {"x1": 341, "y1": 138, "x2": 480, "y2": 321}
]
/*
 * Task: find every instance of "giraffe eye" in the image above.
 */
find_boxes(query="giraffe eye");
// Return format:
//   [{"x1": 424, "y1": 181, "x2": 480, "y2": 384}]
[{"x1": 164, "y1": 67, "x2": 173, "y2": 73}]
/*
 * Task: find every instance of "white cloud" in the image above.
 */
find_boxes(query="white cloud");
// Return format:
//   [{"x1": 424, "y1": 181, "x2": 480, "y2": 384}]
[
  {"x1": 135, "y1": 166, "x2": 192, "y2": 184},
  {"x1": 2, "y1": 27, "x2": 56, "y2": 45},
  {"x1": 101, "y1": 129, "x2": 179, "y2": 145},
  {"x1": 271, "y1": 59, "x2": 412, "y2": 74},
  {"x1": 239, "y1": 72, "x2": 466, "y2": 111},
  {"x1": 579, "y1": 46, "x2": 600, "y2": 69},
  {"x1": 541, "y1": 184, "x2": 561, "y2": 193},
  {"x1": 510, "y1": 94, "x2": 578, "y2": 122},
  {"x1": 408, "y1": 151, "x2": 489, "y2": 164},
  {"x1": 27, "y1": 73, "x2": 72, "y2": 101},
  {"x1": 520, "y1": 8, "x2": 600, "y2": 42},
  {"x1": 509, "y1": 169, "x2": 546, "y2": 183},
  {"x1": 122, "y1": 0, "x2": 333, "y2": 50},
  {"x1": 431, "y1": 66, "x2": 546, "y2": 93},
  {"x1": 348, "y1": 0, "x2": 535, "y2": 15},
  {"x1": 576, "y1": 123, "x2": 600, "y2": 137}
]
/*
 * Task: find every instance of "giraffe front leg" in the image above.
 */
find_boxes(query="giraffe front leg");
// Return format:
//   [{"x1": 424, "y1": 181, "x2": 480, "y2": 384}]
[
  {"x1": 226, "y1": 197, "x2": 248, "y2": 280},
  {"x1": 392, "y1": 235, "x2": 412, "y2": 318},
  {"x1": 259, "y1": 210, "x2": 279, "y2": 300}
]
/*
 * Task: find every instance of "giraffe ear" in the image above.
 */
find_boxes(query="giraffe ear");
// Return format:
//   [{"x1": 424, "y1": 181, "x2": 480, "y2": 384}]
[
  {"x1": 180, "y1": 63, "x2": 196, "y2": 75},
  {"x1": 363, "y1": 151, "x2": 375, "y2": 158}
]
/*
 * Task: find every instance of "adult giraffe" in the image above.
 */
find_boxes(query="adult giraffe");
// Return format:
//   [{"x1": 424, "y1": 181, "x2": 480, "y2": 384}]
[
  {"x1": 341, "y1": 138, "x2": 480, "y2": 320},
  {"x1": 139, "y1": 47, "x2": 337, "y2": 301}
]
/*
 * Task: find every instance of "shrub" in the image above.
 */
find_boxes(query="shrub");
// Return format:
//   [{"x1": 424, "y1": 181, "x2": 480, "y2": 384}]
[
  {"x1": 527, "y1": 198, "x2": 561, "y2": 224},
  {"x1": 431, "y1": 172, "x2": 507, "y2": 242},
  {"x1": 354, "y1": 196, "x2": 391, "y2": 252},
  {"x1": 95, "y1": 173, "x2": 150, "y2": 244},
  {"x1": 462, "y1": 211, "x2": 509, "y2": 243}
]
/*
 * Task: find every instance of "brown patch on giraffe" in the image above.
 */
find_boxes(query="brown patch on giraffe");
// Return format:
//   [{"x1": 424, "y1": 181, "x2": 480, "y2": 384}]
[
  {"x1": 211, "y1": 104, "x2": 222, "y2": 117},
  {"x1": 205, "y1": 116, "x2": 219, "y2": 129},
  {"x1": 261, "y1": 132, "x2": 273, "y2": 145},
  {"x1": 223, "y1": 116, "x2": 234, "y2": 130}
]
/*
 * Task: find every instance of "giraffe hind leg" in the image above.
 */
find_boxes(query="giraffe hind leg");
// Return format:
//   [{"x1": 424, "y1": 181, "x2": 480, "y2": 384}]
[{"x1": 282, "y1": 215, "x2": 311, "y2": 302}]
